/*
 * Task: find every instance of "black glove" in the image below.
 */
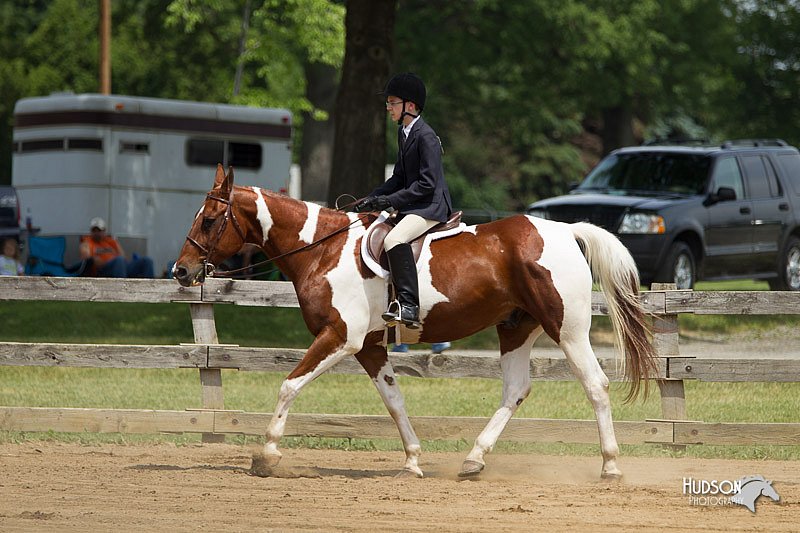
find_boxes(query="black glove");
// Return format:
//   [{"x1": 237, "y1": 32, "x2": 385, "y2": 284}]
[
  {"x1": 353, "y1": 197, "x2": 375, "y2": 212},
  {"x1": 353, "y1": 196, "x2": 392, "y2": 212},
  {"x1": 371, "y1": 195, "x2": 392, "y2": 210}
]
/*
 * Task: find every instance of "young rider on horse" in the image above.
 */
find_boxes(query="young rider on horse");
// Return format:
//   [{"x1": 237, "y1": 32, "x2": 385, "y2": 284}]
[{"x1": 354, "y1": 73, "x2": 453, "y2": 329}]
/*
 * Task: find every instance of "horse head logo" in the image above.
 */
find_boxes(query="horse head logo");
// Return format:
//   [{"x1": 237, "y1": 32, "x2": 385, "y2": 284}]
[{"x1": 730, "y1": 475, "x2": 780, "y2": 513}]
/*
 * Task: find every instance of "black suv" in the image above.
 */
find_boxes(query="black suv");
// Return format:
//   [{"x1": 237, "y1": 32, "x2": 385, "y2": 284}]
[
  {"x1": 0, "y1": 185, "x2": 21, "y2": 239},
  {"x1": 527, "y1": 140, "x2": 800, "y2": 290}
]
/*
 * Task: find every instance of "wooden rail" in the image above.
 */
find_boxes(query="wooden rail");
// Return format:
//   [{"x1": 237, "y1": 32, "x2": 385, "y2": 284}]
[{"x1": 1, "y1": 276, "x2": 799, "y2": 447}]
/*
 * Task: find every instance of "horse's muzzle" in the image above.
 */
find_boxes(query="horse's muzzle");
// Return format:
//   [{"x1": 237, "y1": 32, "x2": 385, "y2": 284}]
[{"x1": 173, "y1": 263, "x2": 205, "y2": 287}]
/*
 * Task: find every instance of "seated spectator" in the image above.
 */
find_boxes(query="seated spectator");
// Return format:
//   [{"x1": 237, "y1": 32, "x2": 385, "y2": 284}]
[
  {"x1": 0, "y1": 237, "x2": 24, "y2": 276},
  {"x1": 79, "y1": 217, "x2": 154, "y2": 278}
]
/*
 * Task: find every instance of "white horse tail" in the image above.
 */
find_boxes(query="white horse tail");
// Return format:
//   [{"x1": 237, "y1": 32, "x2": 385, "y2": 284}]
[{"x1": 570, "y1": 222, "x2": 657, "y2": 401}]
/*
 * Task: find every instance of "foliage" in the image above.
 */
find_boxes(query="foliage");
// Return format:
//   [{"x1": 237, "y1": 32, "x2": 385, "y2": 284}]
[
  {"x1": 1, "y1": 0, "x2": 799, "y2": 213},
  {"x1": 707, "y1": 0, "x2": 800, "y2": 144},
  {"x1": 166, "y1": 0, "x2": 345, "y2": 115},
  {"x1": 0, "y1": 0, "x2": 344, "y2": 181}
]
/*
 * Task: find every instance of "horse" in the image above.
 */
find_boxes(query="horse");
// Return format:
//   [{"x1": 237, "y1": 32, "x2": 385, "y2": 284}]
[
  {"x1": 730, "y1": 476, "x2": 781, "y2": 512},
  {"x1": 173, "y1": 165, "x2": 658, "y2": 479}
]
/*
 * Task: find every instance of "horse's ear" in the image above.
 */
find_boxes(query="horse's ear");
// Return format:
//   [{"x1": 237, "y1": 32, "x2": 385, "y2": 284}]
[
  {"x1": 213, "y1": 163, "x2": 234, "y2": 194},
  {"x1": 213, "y1": 163, "x2": 226, "y2": 189},
  {"x1": 220, "y1": 165, "x2": 234, "y2": 193}
]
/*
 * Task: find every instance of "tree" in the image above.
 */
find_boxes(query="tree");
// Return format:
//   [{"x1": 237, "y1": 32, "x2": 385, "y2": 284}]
[
  {"x1": 167, "y1": 0, "x2": 345, "y2": 200},
  {"x1": 300, "y1": 62, "x2": 338, "y2": 201},
  {"x1": 391, "y1": 0, "x2": 746, "y2": 209},
  {"x1": 709, "y1": 0, "x2": 800, "y2": 146},
  {"x1": 327, "y1": 0, "x2": 396, "y2": 207},
  {"x1": 0, "y1": 0, "x2": 99, "y2": 183}
]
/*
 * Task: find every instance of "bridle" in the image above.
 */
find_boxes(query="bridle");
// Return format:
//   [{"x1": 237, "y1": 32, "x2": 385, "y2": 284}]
[
  {"x1": 184, "y1": 188, "x2": 246, "y2": 278},
  {"x1": 183, "y1": 190, "x2": 368, "y2": 280}
]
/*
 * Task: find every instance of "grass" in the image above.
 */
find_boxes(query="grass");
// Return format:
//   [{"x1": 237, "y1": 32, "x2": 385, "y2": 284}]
[
  {"x1": 1, "y1": 278, "x2": 799, "y2": 459},
  {"x1": 1, "y1": 365, "x2": 799, "y2": 460}
]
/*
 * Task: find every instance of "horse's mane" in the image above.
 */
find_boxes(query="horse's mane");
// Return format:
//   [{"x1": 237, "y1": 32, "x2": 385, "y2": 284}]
[
  {"x1": 237, "y1": 185, "x2": 356, "y2": 220},
  {"x1": 739, "y1": 475, "x2": 768, "y2": 487}
]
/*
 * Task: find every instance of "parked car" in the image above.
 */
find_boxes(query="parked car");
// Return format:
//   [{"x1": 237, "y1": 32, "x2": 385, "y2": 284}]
[
  {"x1": 0, "y1": 185, "x2": 21, "y2": 239},
  {"x1": 527, "y1": 140, "x2": 800, "y2": 290}
]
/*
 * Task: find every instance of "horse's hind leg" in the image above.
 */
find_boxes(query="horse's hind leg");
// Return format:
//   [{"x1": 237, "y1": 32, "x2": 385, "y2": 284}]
[
  {"x1": 251, "y1": 326, "x2": 350, "y2": 476},
  {"x1": 355, "y1": 342, "x2": 423, "y2": 478},
  {"x1": 560, "y1": 334, "x2": 622, "y2": 479},
  {"x1": 459, "y1": 316, "x2": 542, "y2": 477}
]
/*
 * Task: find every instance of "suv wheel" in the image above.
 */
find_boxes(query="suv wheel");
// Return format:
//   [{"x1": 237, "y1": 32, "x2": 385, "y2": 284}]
[
  {"x1": 656, "y1": 242, "x2": 696, "y2": 289},
  {"x1": 769, "y1": 236, "x2": 800, "y2": 291}
]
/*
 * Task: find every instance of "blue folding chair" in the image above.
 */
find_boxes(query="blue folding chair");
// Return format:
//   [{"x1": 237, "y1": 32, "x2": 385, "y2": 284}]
[{"x1": 25, "y1": 236, "x2": 91, "y2": 277}]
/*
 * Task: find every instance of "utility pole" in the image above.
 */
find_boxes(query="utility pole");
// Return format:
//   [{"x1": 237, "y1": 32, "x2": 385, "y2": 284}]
[
  {"x1": 232, "y1": 0, "x2": 252, "y2": 97},
  {"x1": 99, "y1": 0, "x2": 111, "y2": 94}
]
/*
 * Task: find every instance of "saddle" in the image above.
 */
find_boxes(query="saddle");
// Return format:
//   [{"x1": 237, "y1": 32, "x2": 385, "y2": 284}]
[{"x1": 364, "y1": 211, "x2": 463, "y2": 273}]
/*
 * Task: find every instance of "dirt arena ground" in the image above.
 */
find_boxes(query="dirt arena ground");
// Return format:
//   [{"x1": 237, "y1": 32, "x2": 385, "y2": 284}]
[{"x1": 0, "y1": 442, "x2": 797, "y2": 532}]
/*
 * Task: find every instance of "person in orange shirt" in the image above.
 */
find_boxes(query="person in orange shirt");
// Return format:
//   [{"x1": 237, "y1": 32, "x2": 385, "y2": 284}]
[{"x1": 79, "y1": 217, "x2": 154, "y2": 278}]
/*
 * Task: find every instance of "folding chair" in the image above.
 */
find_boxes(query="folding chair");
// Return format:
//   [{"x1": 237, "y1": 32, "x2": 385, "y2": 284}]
[{"x1": 25, "y1": 236, "x2": 92, "y2": 277}]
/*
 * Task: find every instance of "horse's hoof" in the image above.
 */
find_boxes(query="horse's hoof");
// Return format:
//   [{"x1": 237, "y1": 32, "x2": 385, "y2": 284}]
[
  {"x1": 458, "y1": 460, "x2": 485, "y2": 478},
  {"x1": 394, "y1": 468, "x2": 423, "y2": 479},
  {"x1": 249, "y1": 453, "x2": 279, "y2": 477},
  {"x1": 601, "y1": 471, "x2": 623, "y2": 482}
]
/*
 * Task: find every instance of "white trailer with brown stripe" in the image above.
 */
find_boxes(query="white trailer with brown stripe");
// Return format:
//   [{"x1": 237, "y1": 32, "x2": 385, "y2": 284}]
[{"x1": 12, "y1": 93, "x2": 293, "y2": 276}]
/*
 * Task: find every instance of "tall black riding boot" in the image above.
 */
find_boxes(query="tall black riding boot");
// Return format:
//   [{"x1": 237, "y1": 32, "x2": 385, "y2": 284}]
[{"x1": 382, "y1": 243, "x2": 421, "y2": 329}]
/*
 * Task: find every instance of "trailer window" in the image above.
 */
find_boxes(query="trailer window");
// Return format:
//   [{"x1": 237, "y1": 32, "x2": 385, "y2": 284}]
[
  {"x1": 186, "y1": 139, "x2": 225, "y2": 166},
  {"x1": 229, "y1": 142, "x2": 262, "y2": 169},
  {"x1": 18, "y1": 138, "x2": 103, "y2": 153},
  {"x1": 20, "y1": 139, "x2": 65, "y2": 152},
  {"x1": 120, "y1": 142, "x2": 149, "y2": 154},
  {"x1": 67, "y1": 138, "x2": 103, "y2": 151},
  {"x1": 186, "y1": 139, "x2": 262, "y2": 169}
]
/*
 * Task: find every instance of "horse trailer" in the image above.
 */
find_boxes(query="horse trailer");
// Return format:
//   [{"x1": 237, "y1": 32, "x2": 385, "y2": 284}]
[{"x1": 12, "y1": 93, "x2": 293, "y2": 276}]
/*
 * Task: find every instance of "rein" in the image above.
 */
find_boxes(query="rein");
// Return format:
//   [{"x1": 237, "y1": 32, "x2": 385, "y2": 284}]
[{"x1": 213, "y1": 213, "x2": 368, "y2": 278}]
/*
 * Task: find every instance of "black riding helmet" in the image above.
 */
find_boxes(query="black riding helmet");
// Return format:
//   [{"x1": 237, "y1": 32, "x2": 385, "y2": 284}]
[{"x1": 383, "y1": 73, "x2": 426, "y2": 124}]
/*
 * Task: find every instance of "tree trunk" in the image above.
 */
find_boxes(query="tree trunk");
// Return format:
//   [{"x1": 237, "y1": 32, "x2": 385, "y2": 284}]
[
  {"x1": 601, "y1": 105, "x2": 635, "y2": 155},
  {"x1": 300, "y1": 62, "x2": 338, "y2": 203},
  {"x1": 327, "y1": 0, "x2": 396, "y2": 207}
]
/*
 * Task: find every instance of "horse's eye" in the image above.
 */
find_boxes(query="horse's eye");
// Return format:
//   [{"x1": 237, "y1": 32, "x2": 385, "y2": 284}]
[{"x1": 201, "y1": 217, "x2": 215, "y2": 232}]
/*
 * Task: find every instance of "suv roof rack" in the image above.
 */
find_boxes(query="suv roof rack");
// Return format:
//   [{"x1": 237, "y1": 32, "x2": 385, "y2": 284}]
[
  {"x1": 721, "y1": 138, "x2": 788, "y2": 148},
  {"x1": 642, "y1": 137, "x2": 712, "y2": 146}
]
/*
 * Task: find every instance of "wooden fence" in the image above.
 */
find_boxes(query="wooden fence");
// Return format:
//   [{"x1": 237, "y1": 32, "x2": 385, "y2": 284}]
[{"x1": 1, "y1": 276, "x2": 799, "y2": 447}]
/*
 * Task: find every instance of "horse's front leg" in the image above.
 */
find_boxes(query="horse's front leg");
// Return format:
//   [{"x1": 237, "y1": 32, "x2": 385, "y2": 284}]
[
  {"x1": 251, "y1": 325, "x2": 350, "y2": 477},
  {"x1": 355, "y1": 339, "x2": 423, "y2": 478}
]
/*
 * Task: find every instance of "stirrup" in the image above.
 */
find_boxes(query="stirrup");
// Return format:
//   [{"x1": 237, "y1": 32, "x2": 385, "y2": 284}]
[
  {"x1": 382, "y1": 299, "x2": 401, "y2": 325},
  {"x1": 382, "y1": 300, "x2": 421, "y2": 330}
]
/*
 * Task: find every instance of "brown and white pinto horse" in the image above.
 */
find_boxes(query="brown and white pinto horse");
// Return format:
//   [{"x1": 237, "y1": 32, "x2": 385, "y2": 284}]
[{"x1": 173, "y1": 165, "x2": 657, "y2": 479}]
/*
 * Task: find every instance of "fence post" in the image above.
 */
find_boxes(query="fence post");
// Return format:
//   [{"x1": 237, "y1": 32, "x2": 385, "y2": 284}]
[
  {"x1": 190, "y1": 303, "x2": 225, "y2": 443},
  {"x1": 650, "y1": 283, "x2": 687, "y2": 449}
]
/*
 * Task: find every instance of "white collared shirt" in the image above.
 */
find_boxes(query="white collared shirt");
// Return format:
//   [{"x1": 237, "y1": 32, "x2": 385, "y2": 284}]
[{"x1": 403, "y1": 115, "x2": 420, "y2": 139}]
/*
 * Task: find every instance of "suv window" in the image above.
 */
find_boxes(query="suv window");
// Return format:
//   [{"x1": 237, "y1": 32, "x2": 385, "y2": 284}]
[
  {"x1": 741, "y1": 154, "x2": 780, "y2": 199},
  {"x1": 777, "y1": 153, "x2": 800, "y2": 196},
  {"x1": 710, "y1": 157, "x2": 745, "y2": 199},
  {"x1": 764, "y1": 156, "x2": 783, "y2": 196},
  {"x1": 578, "y1": 152, "x2": 710, "y2": 195}
]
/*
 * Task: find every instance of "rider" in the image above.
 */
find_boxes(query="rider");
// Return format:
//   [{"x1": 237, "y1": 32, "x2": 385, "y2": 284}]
[{"x1": 354, "y1": 73, "x2": 453, "y2": 329}]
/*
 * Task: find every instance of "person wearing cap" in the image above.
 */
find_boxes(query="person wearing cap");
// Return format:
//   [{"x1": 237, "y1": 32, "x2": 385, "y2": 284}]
[
  {"x1": 354, "y1": 73, "x2": 453, "y2": 329},
  {"x1": 79, "y1": 217, "x2": 155, "y2": 278}
]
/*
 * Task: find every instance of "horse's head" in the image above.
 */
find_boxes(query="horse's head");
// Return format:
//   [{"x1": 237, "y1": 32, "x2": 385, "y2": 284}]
[
  {"x1": 173, "y1": 164, "x2": 247, "y2": 286},
  {"x1": 760, "y1": 480, "x2": 780, "y2": 502}
]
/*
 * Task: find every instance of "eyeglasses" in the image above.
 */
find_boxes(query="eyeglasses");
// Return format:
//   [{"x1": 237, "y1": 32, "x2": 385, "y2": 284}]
[{"x1": 385, "y1": 100, "x2": 404, "y2": 108}]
